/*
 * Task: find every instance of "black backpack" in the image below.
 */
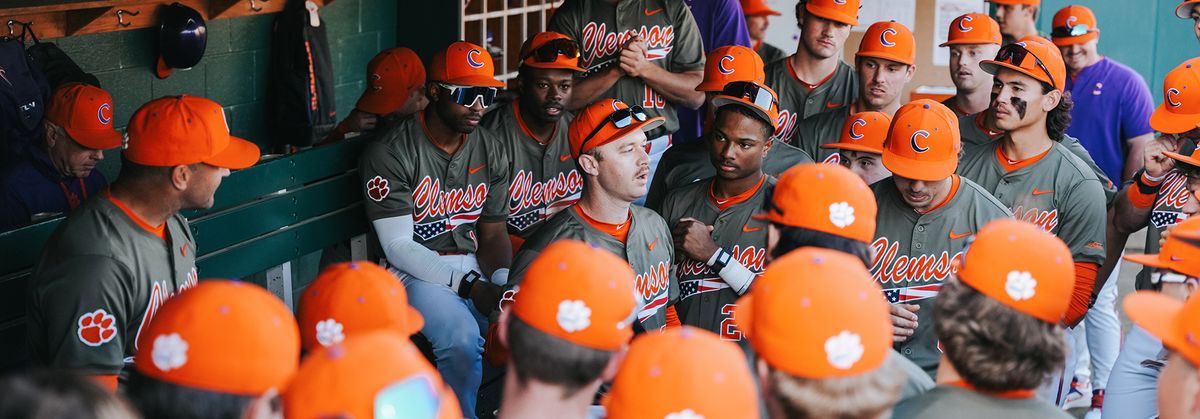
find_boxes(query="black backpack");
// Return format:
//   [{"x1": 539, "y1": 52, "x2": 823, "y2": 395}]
[
  {"x1": 25, "y1": 26, "x2": 101, "y2": 91},
  {"x1": 0, "y1": 25, "x2": 51, "y2": 162},
  {"x1": 266, "y1": 0, "x2": 337, "y2": 150}
]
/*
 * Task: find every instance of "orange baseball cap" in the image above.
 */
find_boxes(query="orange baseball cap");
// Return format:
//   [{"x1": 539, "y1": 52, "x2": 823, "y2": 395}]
[
  {"x1": 429, "y1": 41, "x2": 504, "y2": 88},
  {"x1": 518, "y1": 32, "x2": 585, "y2": 72},
  {"x1": 695, "y1": 45, "x2": 766, "y2": 92},
  {"x1": 133, "y1": 280, "x2": 299, "y2": 395},
  {"x1": 881, "y1": 100, "x2": 962, "y2": 181},
  {"x1": 567, "y1": 99, "x2": 665, "y2": 158},
  {"x1": 735, "y1": 248, "x2": 891, "y2": 378},
  {"x1": 940, "y1": 13, "x2": 1002, "y2": 47},
  {"x1": 761, "y1": 163, "x2": 877, "y2": 243},
  {"x1": 511, "y1": 240, "x2": 638, "y2": 351},
  {"x1": 980, "y1": 39, "x2": 1066, "y2": 91},
  {"x1": 298, "y1": 261, "x2": 424, "y2": 352},
  {"x1": 822, "y1": 111, "x2": 892, "y2": 154},
  {"x1": 1123, "y1": 217, "x2": 1200, "y2": 278},
  {"x1": 1051, "y1": 5, "x2": 1100, "y2": 46},
  {"x1": 45, "y1": 83, "x2": 123, "y2": 150},
  {"x1": 740, "y1": 0, "x2": 781, "y2": 16},
  {"x1": 356, "y1": 48, "x2": 426, "y2": 115},
  {"x1": 124, "y1": 95, "x2": 260, "y2": 169},
  {"x1": 987, "y1": 0, "x2": 1040, "y2": 5},
  {"x1": 1126, "y1": 290, "x2": 1200, "y2": 367},
  {"x1": 955, "y1": 219, "x2": 1076, "y2": 324},
  {"x1": 284, "y1": 331, "x2": 462, "y2": 419},
  {"x1": 857, "y1": 21, "x2": 916, "y2": 66},
  {"x1": 605, "y1": 327, "x2": 759, "y2": 419},
  {"x1": 1151, "y1": 58, "x2": 1200, "y2": 134},
  {"x1": 806, "y1": 0, "x2": 860, "y2": 26},
  {"x1": 1177, "y1": 0, "x2": 1200, "y2": 18},
  {"x1": 711, "y1": 81, "x2": 781, "y2": 131},
  {"x1": 1165, "y1": 140, "x2": 1200, "y2": 168}
]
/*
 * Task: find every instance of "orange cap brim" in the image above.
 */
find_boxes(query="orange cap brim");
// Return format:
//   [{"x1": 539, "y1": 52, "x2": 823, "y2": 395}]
[
  {"x1": 521, "y1": 60, "x2": 586, "y2": 73},
  {"x1": 881, "y1": 149, "x2": 957, "y2": 181},
  {"x1": 743, "y1": 5, "x2": 782, "y2": 16},
  {"x1": 1177, "y1": 0, "x2": 1200, "y2": 18},
  {"x1": 1051, "y1": 31, "x2": 1099, "y2": 47},
  {"x1": 1125, "y1": 292, "x2": 1187, "y2": 357},
  {"x1": 821, "y1": 142, "x2": 883, "y2": 154},
  {"x1": 438, "y1": 75, "x2": 506, "y2": 88},
  {"x1": 711, "y1": 95, "x2": 776, "y2": 130},
  {"x1": 156, "y1": 56, "x2": 174, "y2": 79},
  {"x1": 357, "y1": 91, "x2": 408, "y2": 116},
  {"x1": 404, "y1": 306, "x2": 425, "y2": 336},
  {"x1": 805, "y1": 3, "x2": 858, "y2": 26},
  {"x1": 577, "y1": 117, "x2": 666, "y2": 157},
  {"x1": 203, "y1": 137, "x2": 261, "y2": 170},
  {"x1": 939, "y1": 38, "x2": 1001, "y2": 47},
  {"x1": 1150, "y1": 103, "x2": 1200, "y2": 134},
  {"x1": 1166, "y1": 150, "x2": 1200, "y2": 168},
  {"x1": 980, "y1": 60, "x2": 1054, "y2": 90},
  {"x1": 1122, "y1": 252, "x2": 1172, "y2": 270},
  {"x1": 856, "y1": 52, "x2": 914, "y2": 67},
  {"x1": 66, "y1": 126, "x2": 124, "y2": 150}
]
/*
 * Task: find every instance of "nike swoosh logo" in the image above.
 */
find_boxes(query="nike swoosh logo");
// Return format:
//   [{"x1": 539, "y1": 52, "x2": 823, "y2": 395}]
[
  {"x1": 742, "y1": 224, "x2": 762, "y2": 233},
  {"x1": 825, "y1": 102, "x2": 842, "y2": 109},
  {"x1": 559, "y1": 154, "x2": 571, "y2": 162},
  {"x1": 469, "y1": 164, "x2": 487, "y2": 174},
  {"x1": 644, "y1": 8, "x2": 662, "y2": 15},
  {"x1": 1032, "y1": 188, "x2": 1054, "y2": 196},
  {"x1": 648, "y1": 239, "x2": 658, "y2": 251},
  {"x1": 949, "y1": 231, "x2": 971, "y2": 240}
]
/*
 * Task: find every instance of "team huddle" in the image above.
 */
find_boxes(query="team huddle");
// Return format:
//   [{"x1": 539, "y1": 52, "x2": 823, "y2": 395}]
[{"x1": 15, "y1": 0, "x2": 1200, "y2": 418}]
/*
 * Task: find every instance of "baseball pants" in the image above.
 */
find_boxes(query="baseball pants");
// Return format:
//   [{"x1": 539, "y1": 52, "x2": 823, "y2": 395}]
[
  {"x1": 1071, "y1": 258, "x2": 1122, "y2": 390},
  {"x1": 394, "y1": 254, "x2": 488, "y2": 419},
  {"x1": 636, "y1": 134, "x2": 671, "y2": 206},
  {"x1": 1038, "y1": 325, "x2": 1078, "y2": 407},
  {"x1": 1102, "y1": 325, "x2": 1165, "y2": 419}
]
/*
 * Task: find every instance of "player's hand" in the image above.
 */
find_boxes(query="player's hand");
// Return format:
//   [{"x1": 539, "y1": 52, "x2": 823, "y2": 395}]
[
  {"x1": 673, "y1": 218, "x2": 719, "y2": 263},
  {"x1": 469, "y1": 281, "x2": 504, "y2": 315},
  {"x1": 890, "y1": 304, "x2": 919, "y2": 343},
  {"x1": 1145, "y1": 135, "x2": 1185, "y2": 178},
  {"x1": 344, "y1": 109, "x2": 379, "y2": 133},
  {"x1": 619, "y1": 36, "x2": 651, "y2": 78}
]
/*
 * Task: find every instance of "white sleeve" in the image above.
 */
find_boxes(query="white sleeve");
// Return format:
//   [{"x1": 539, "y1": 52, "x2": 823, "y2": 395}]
[
  {"x1": 707, "y1": 248, "x2": 757, "y2": 295},
  {"x1": 373, "y1": 215, "x2": 471, "y2": 289}
]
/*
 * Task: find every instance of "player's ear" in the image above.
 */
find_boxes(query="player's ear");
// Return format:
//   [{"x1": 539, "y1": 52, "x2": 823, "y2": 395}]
[
  {"x1": 1042, "y1": 89, "x2": 1062, "y2": 113},
  {"x1": 43, "y1": 121, "x2": 59, "y2": 148},
  {"x1": 426, "y1": 82, "x2": 441, "y2": 103},
  {"x1": 170, "y1": 165, "x2": 191, "y2": 191},
  {"x1": 904, "y1": 64, "x2": 916, "y2": 82},
  {"x1": 578, "y1": 153, "x2": 601, "y2": 176}
]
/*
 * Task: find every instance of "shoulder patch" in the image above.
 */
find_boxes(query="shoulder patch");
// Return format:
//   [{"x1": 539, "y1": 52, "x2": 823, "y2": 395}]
[
  {"x1": 366, "y1": 176, "x2": 390, "y2": 202},
  {"x1": 77, "y1": 309, "x2": 118, "y2": 347}
]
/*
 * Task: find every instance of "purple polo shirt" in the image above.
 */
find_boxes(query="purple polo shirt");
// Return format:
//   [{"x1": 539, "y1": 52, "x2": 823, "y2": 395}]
[
  {"x1": 677, "y1": 0, "x2": 752, "y2": 143},
  {"x1": 1064, "y1": 57, "x2": 1154, "y2": 182}
]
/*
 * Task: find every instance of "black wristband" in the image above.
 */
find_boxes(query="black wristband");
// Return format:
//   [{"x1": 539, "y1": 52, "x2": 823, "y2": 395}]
[
  {"x1": 457, "y1": 271, "x2": 481, "y2": 299},
  {"x1": 710, "y1": 249, "x2": 733, "y2": 273},
  {"x1": 1135, "y1": 169, "x2": 1165, "y2": 195}
]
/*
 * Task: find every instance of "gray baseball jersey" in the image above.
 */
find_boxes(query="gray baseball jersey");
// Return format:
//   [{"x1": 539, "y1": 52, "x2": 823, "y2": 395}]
[
  {"x1": 893, "y1": 385, "x2": 1073, "y2": 419},
  {"x1": 549, "y1": 0, "x2": 706, "y2": 135},
  {"x1": 755, "y1": 42, "x2": 787, "y2": 65},
  {"x1": 956, "y1": 141, "x2": 1107, "y2": 265},
  {"x1": 508, "y1": 205, "x2": 678, "y2": 331},
  {"x1": 871, "y1": 176, "x2": 1012, "y2": 375},
  {"x1": 481, "y1": 102, "x2": 582, "y2": 240},
  {"x1": 764, "y1": 58, "x2": 857, "y2": 145},
  {"x1": 940, "y1": 96, "x2": 969, "y2": 117},
  {"x1": 1135, "y1": 170, "x2": 1190, "y2": 290},
  {"x1": 644, "y1": 136, "x2": 812, "y2": 211},
  {"x1": 27, "y1": 195, "x2": 199, "y2": 374},
  {"x1": 360, "y1": 113, "x2": 510, "y2": 256},
  {"x1": 658, "y1": 176, "x2": 774, "y2": 341},
  {"x1": 793, "y1": 106, "x2": 851, "y2": 165}
]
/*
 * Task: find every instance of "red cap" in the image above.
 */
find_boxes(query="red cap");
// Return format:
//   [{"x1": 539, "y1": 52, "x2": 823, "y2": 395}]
[
  {"x1": 857, "y1": 21, "x2": 916, "y2": 66},
  {"x1": 429, "y1": 41, "x2": 504, "y2": 88},
  {"x1": 298, "y1": 261, "x2": 424, "y2": 352},
  {"x1": 567, "y1": 99, "x2": 664, "y2": 158},
  {"x1": 881, "y1": 100, "x2": 962, "y2": 181},
  {"x1": 806, "y1": 0, "x2": 860, "y2": 26},
  {"x1": 125, "y1": 95, "x2": 260, "y2": 169},
  {"x1": 1150, "y1": 58, "x2": 1200, "y2": 134},
  {"x1": 761, "y1": 163, "x2": 877, "y2": 243},
  {"x1": 695, "y1": 45, "x2": 766, "y2": 92},
  {"x1": 357, "y1": 48, "x2": 426, "y2": 115},
  {"x1": 822, "y1": 111, "x2": 892, "y2": 154},
  {"x1": 955, "y1": 219, "x2": 1076, "y2": 324},
  {"x1": 45, "y1": 83, "x2": 123, "y2": 150},
  {"x1": 518, "y1": 32, "x2": 585, "y2": 72},
  {"x1": 740, "y1": 0, "x2": 781, "y2": 16},
  {"x1": 1051, "y1": 5, "x2": 1100, "y2": 46},
  {"x1": 941, "y1": 13, "x2": 1002, "y2": 47},
  {"x1": 980, "y1": 39, "x2": 1067, "y2": 92},
  {"x1": 134, "y1": 280, "x2": 300, "y2": 395}
]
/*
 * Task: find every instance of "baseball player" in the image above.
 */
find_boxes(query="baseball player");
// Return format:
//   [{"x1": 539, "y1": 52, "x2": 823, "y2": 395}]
[
  {"x1": 547, "y1": 0, "x2": 707, "y2": 192},
  {"x1": 989, "y1": 0, "x2": 1042, "y2": 45},
  {"x1": 940, "y1": 13, "x2": 1002, "y2": 117},
  {"x1": 506, "y1": 99, "x2": 677, "y2": 332},
  {"x1": 1123, "y1": 248, "x2": 1200, "y2": 419},
  {"x1": 765, "y1": 0, "x2": 860, "y2": 144},
  {"x1": 125, "y1": 280, "x2": 299, "y2": 419},
  {"x1": 322, "y1": 47, "x2": 427, "y2": 144},
  {"x1": 1102, "y1": 57, "x2": 1200, "y2": 419},
  {"x1": 821, "y1": 111, "x2": 893, "y2": 185},
  {"x1": 358, "y1": 41, "x2": 511, "y2": 418},
  {"x1": 795, "y1": 21, "x2": 916, "y2": 165},
  {"x1": 760, "y1": 163, "x2": 935, "y2": 399},
  {"x1": 657, "y1": 81, "x2": 780, "y2": 343},
  {"x1": 645, "y1": 45, "x2": 812, "y2": 211},
  {"x1": 297, "y1": 261, "x2": 424, "y2": 352},
  {"x1": 285, "y1": 331, "x2": 462, "y2": 419},
  {"x1": 956, "y1": 40, "x2": 1107, "y2": 405},
  {"x1": 481, "y1": 32, "x2": 585, "y2": 250},
  {"x1": 738, "y1": 248, "x2": 901, "y2": 419},
  {"x1": 1, "y1": 83, "x2": 123, "y2": 230},
  {"x1": 741, "y1": 0, "x2": 787, "y2": 64},
  {"x1": 497, "y1": 240, "x2": 637, "y2": 419},
  {"x1": 892, "y1": 219, "x2": 1076, "y2": 419},
  {"x1": 1178, "y1": 0, "x2": 1200, "y2": 41},
  {"x1": 870, "y1": 100, "x2": 1012, "y2": 377},
  {"x1": 606, "y1": 327, "x2": 759, "y2": 418},
  {"x1": 26, "y1": 95, "x2": 258, "y2": 390}
]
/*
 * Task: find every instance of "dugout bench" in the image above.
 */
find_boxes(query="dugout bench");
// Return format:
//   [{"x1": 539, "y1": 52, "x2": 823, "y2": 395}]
[{"x1": 0, "y1": 135, "x2": 373, "y2": 372}]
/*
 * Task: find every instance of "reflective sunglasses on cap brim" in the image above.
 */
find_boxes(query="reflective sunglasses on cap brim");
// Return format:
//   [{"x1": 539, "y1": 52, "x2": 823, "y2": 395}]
[
  {"x1": 720, "y1": 81, "x2": 777, "y2": 114},
  {"x1": 1051, "y1": 24, "x2": 1090, "y2": 38},
  {"x1": 578, "y1": 105, "x2": 651, "y2": 154},
  {"x1": 523, "y1": 38, "x2": 581, "y2": 62},
  {"x1": 373, "y1": 376, "x2": 442, "y2": 419},
  {"x1": 440, "y1": 83, "x2": 498, "y2": 109},
  {"x1": 995, "y1": 44, "x2": 1057, "y2": 89}
]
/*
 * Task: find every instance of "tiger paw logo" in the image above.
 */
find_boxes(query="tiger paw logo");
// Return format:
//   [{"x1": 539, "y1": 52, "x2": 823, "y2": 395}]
[
  {"x1": 366, "y1": 176, "x2": 390, "y2": 202},
  {"x1": 77, "y1": 309, "x2": 117, "y2": 347}
]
